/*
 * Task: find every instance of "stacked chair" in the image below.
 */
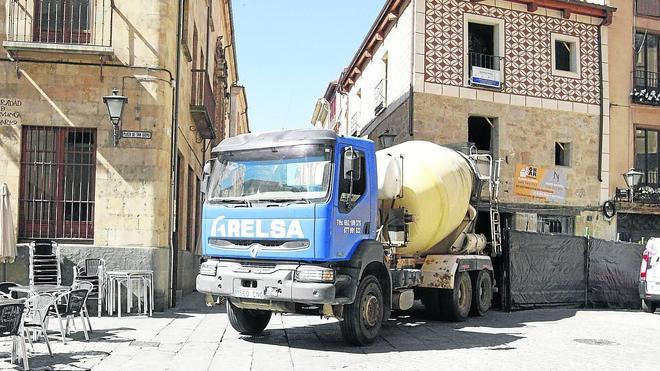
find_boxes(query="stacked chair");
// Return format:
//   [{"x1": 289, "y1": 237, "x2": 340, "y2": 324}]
[
  {"x1": 29, "y1": 241, "x2": 62, "y2": 286},
  {"x1": 73, "y1": 259, "x2": 105, "y2": 317}
]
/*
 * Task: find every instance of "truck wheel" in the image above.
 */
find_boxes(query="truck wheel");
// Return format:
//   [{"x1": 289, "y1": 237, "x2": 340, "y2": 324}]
[
  {"x1": 227, "y1": 300, "x2": 272, "y2": 335},
  {"x1": 439, "y1": 271, "x2": 472, "y2": 322},
  {"x1": 470, "y1": 270, "x2": 492, "y2": 317},
  {"x1": 340, "y1": 275, "x2": 384, "y2": 346},
  {"x1": 642, "y1": 299, "x2": 657, "y2": 314}
]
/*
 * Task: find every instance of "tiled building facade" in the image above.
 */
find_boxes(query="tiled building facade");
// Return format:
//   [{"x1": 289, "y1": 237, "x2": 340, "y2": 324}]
[{"x1": 317, "y1": 0, "x2": 618, "y2": 240}]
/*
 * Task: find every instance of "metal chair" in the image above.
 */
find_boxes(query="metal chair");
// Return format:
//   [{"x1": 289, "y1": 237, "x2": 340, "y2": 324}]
[
  {"x1": 71, "y1": 280, "x2": 94, "y2": 331},
  {"x1": 49, "y1": 289, "x2": 91, "y2": 342},
  {"x1": 0, "y1": 302, "x2": 29, "y2": 370},
  {"x1": 23, "y1": 293, "x2": 55, "y2": 357},
  {"x1": 0, "y1": 282, "x2": 19, "y2": 299},
  {"x1": 73, "y1": 258, "x2": 105, "y2": 317}
]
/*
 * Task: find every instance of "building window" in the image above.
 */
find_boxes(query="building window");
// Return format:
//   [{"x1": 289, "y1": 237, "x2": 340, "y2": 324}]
[
  {"x1": 465, "y1": 15, "x2": 504, "y2": 89},
  {"x1": 19, "y1": 126, "x2": 96, "y2": 241},
  {"x1": 555, "y1": 142, "x2": 571, "y2": 167},
  {"x1": 636, "y1": 128, "x2": 659, "y2": 188},
  {"x1": 34, "y1": 0, "x2": 91, "y2": 44},
  {"x1": 551, "y1": 34, "x2": 581, "y2": 78},
  {"x1": 537, "y1": 215, "x2": 574, "y2": 235},
  {"x1": 634, "y1": 31, "x2": 659, "y2": 104},
  {"x1": 468, "y1": 116, "x2": 495, "y2": 153},
  {"x1": 636, "y1": 0, "x2": 660, "y2": 18},
  {"x1": 375, "y1": 53, "x2": 388, "y2": 115}
]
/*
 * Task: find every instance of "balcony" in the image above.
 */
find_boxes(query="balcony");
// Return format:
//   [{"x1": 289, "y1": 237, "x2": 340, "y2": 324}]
[
  {"x1": 468, "y1": 52, "x2": 503, "y2": 89},
  {"x1": 190, "y1": 69, "x2": 217, "y2": 140},
  {"x1": 4, "y1": 0, "x2": 113, "y2": 55},
  {"x1": 374, "y1": 79, "x2": 386, "y2": 116},
  {"x1": 632, "y1": 70, "x2": 660, "y2": 106}
]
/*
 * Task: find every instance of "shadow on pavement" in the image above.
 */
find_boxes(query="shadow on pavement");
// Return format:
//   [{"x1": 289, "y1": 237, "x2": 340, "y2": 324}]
[{"x1": 240, "y1": 307, "x2": 580, "y2": 353}]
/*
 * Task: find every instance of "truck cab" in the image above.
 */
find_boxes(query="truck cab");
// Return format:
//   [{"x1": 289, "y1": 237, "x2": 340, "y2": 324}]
[{"x1": 197, "y1": 129, "x2": 390, "y2": 345}]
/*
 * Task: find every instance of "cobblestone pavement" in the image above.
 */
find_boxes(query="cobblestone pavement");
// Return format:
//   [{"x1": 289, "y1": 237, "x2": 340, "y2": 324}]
[{"x1": 0, "y1": 293, "x2": 657, "y2": 371}]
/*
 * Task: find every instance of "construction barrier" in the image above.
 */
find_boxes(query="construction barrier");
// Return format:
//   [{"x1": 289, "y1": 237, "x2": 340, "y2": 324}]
[{"x1": 506, "y1": 231, "x2": 644, "y2": 310}]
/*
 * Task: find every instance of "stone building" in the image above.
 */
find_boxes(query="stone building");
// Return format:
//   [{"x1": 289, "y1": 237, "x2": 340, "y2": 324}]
[
  {"x1": 318, "y1": 0, "x2": 617, "y2": 240},
  {"x1": 0, "y1": 0, "x2": 249, "y2": 309},
  {"x1": 607, "y1": 0, "x2": 660, "y2": 243}
]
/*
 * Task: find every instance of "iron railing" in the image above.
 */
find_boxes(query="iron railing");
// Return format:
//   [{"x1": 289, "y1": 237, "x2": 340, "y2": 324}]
[
  {"x1": 350, "y1": 113, "x2": 359, "y2": 135},
  {"x1": 190, "y1": 69, "x2": 216, "y2": 139},
  {"x1": 191, "y1": 69, "x2": 216, "y2": 119},
  {"x1": 468, "y1": 52, "x2": 502, "y2": 74},
  {"x1": 6, "y1": 0, "x2": 112, "y2": 47},
  {"x1": 632, "y1": 69, "x2": 660, "y2": 105},
  {"x1": 635, "y1": 187, "x2": 660, "y2": 205},
  {"x1": 374, "y1": 79, "x2": 386, "y2": 115}
]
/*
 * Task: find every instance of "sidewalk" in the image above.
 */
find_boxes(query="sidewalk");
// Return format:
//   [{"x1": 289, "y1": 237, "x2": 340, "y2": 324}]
[{"x1": 0, "y1": 292, "x2": 658, "y2": 370}]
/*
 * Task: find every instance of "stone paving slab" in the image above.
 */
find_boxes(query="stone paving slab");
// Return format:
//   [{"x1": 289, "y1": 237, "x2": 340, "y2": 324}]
[{"x1": 0, "y1": 293, "x2": 658, "y2": 370}]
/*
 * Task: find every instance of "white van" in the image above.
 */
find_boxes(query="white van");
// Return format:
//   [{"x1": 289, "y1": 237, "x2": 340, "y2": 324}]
[{"x1": 640, "y1": 238, "x2": 660, "y2": 313}]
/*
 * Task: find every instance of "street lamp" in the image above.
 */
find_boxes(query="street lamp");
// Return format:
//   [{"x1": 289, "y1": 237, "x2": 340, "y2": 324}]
[
  {"x1": 103, "y1": 88, "x2": 128, "y2": 146},
  {"x1": 378, "y1": 129, "x2": 397, "y2": 149},
  {"x1": 623, "y1": 168, "x2": 644, "y2": 202}
]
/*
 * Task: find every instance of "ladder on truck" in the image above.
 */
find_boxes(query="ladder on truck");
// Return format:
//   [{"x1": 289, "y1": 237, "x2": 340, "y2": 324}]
[{"x1": 468, "y1": 150, "x2": 503, "y2": 257}]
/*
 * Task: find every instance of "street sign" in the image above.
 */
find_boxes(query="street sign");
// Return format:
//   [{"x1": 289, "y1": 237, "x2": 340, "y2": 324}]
[
  {"x1": 470, "y1": 67, "x2": 502, "y2": 89},
  {"x1": 122, "y1": 130, "x2": 152, "y2": 139}
]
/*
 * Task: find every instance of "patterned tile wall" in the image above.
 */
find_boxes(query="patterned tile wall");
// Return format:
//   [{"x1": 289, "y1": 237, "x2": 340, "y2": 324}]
[{"x1": 424, "y1": 0, "x2": 601, "y2": 104}]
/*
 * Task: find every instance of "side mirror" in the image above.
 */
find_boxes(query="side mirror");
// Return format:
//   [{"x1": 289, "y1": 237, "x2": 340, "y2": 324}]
[
  {"x1": 201, "y1": 159, "x2": 212, "y2": 195},
  {"x1": 343, "y1": 148, "x2": 361, "y2": 181}
]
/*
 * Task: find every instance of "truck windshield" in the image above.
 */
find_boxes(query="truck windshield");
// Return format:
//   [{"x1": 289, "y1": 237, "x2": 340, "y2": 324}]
[{"x1": 208, "y1": 144, "x2": 333, "y2": 203}]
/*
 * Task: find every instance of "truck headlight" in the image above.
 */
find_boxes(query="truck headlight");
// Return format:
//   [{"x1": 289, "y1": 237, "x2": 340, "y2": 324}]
[
  {"x1": 295, "y1": 267, "x2": 335, "y2": 283},
  {"x1": 199, "y1": 262, "x2": 217, "y2": 276}
]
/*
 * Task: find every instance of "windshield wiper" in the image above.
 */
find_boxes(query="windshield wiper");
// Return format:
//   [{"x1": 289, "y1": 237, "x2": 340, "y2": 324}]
[
  {"x1": 214, "y1": 199, "x2": 253, "y2": 207},
  {"x1": 256, "y1": 198, "x2": 311, "y2": 205}
]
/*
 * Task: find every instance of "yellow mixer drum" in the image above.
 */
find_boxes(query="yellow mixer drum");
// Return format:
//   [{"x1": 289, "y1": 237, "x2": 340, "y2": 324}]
[{"x1": 377, "y1": 141, "x2": 475, "y2": 256}]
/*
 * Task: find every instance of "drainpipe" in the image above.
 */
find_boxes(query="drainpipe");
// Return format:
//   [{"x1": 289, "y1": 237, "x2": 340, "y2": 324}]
[
  {"x1": 408, "y1": 0, "x2": 416, "y2": 137},
  {"x1": 169, "y1": 0, "x2": 184, "y2": 308},
  {"x1": 597, "y1": 25, "x2": 604, "y2": 183}
]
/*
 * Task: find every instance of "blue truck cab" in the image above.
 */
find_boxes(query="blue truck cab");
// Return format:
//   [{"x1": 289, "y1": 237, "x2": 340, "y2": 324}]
[{"x1": 196, "y1": 129, "x2": 391, "y2": 345}]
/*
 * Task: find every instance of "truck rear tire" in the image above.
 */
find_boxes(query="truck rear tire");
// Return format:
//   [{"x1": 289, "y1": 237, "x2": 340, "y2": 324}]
[
  {"x1": 439, "y1": 271, "x2": 472, "y2": 322},
  {"x1": 340, "y1": 275, "x2": 384, "y2": 346},
  {"x1": 470, "y1": 270, "x2": 492, "y2": 316},
  {"x1": 227, "y1": 299, "x2": 272, "y2": 335},
  {"x1": 642, "y1": 299, "x2": 657, "y2": 314}
]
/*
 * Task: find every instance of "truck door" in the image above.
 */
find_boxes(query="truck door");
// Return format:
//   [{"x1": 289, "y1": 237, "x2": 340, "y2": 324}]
[{"x1": 331, "y1": 145, "x2": 373, "y2": 259}]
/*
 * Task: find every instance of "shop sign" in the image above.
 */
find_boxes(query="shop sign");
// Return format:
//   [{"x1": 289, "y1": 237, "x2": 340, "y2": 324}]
[
  {"x1": 514, "y1": 164, "x2": 568, "y2": 203},
  {"x1": 122, "y1": 130, "x2": 152, "y2": 139},
  {"x1": 0, "y1": 98, "x2": 23, "y2": 126}
]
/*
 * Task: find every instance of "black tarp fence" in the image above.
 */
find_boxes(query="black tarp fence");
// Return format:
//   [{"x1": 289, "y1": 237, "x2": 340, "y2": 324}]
[{"x1": 507, "y1": 231, "x2": 644, "y2": 310}]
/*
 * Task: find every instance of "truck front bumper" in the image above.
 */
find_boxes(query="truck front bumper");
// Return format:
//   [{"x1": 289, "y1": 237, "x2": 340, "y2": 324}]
[{"x1": 196, "y1": 260, "x2": 344, "y2": 306}]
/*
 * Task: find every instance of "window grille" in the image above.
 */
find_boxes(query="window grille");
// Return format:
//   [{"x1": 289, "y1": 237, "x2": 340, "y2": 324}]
[{"x1": 19, "y1": 126, "x2": 96, "y2": 241}]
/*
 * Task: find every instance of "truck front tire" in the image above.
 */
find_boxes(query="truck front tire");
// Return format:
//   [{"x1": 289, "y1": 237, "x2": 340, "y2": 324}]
[
  {"x1": 470, "y1": 270, "x2": 492, "y2": 316},
  {"x1": 439, "y1": 271, "x2": 472, "y2": 322},
  {"x1": 340, "y1": 275, "x2": 384, "y2": 346},
  {"x1": 227, "y1": 300, "x2": 272, "y2": 335}
]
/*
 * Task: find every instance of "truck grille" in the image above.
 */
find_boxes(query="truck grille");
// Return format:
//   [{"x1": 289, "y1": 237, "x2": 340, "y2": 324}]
[{"x1": 208, "y1": 238, "x2": 310, "y2": 251}]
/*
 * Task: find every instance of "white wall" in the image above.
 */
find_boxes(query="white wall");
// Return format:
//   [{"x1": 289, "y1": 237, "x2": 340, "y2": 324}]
[{"x1": 347, "y1": 1, "x2": 413, "y2": 135}]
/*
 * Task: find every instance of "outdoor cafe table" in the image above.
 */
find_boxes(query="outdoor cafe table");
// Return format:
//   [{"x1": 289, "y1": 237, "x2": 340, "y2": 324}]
[{"x1": 106, "y1": 270, "x2": 153, "y2": 318}]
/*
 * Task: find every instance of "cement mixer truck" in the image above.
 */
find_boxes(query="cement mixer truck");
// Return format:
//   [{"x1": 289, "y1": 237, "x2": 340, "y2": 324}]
[{"x1": 196, "y1": 129, "x2": 502, "y2": 345}]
